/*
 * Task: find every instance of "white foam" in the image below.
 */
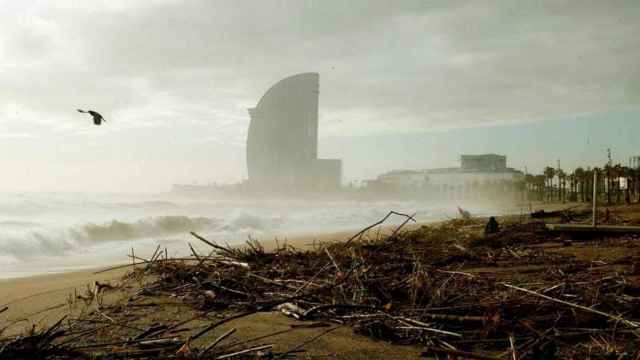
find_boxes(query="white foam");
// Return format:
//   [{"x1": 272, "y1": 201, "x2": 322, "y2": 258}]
[{"x1": 0, "y1": 192, "x2": 511, "y2": 278}]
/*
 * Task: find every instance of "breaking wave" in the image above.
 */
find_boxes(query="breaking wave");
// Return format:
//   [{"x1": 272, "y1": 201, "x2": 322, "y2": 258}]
[
  {"x1": 77, "y1": 216, "x2": 217, "y2": 242},
  {"x1": 0, "y1": 211, "x2": 297, "y2": 264},
  {"x1": 0, "y1": 193, "x2": 484, "y2": 278},
  {"x1": 0, "y1": 216, "x2": 221, "y2": 261}
]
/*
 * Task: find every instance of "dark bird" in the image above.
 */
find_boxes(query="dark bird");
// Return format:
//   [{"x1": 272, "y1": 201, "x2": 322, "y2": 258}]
[{"x1": 77, "y1": 109, "x2": 106, "y2": 125}]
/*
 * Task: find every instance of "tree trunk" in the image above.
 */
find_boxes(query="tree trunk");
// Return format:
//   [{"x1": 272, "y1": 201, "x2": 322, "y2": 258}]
[{"x1": 607, "y1": 170, "x2": 612, "y2": 205}]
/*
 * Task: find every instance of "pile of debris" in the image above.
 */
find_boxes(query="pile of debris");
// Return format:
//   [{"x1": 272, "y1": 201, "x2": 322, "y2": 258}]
[{"x1": 2, "y1": 210, "x2": 640, "y2": 359}]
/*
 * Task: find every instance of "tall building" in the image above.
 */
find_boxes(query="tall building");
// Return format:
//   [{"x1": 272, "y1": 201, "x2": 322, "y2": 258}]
[
  {"x1": 630, "y1": 156, "x2": 640, "y2": 169},
  {"x1": 246, "y1": 73, "x2": 341, "y2": 190}
]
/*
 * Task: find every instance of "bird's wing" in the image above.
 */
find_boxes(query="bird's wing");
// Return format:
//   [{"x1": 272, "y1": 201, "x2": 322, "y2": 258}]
[{"x1": 90, "y1": 111, "x2": 106, "y2": 123}]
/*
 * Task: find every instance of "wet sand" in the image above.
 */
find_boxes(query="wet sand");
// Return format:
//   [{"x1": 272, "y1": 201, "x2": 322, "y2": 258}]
[{"x1": 0, "y1": 225, "x2": 384, "y2": 332}]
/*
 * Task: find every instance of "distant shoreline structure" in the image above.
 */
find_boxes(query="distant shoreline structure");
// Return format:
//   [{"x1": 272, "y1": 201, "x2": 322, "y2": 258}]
[{"x1": 172, "y1": 74, "x2": 525, "y2": 202}]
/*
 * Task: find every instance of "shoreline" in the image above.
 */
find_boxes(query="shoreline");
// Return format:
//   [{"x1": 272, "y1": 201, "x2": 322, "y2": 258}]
[
  {"x1": 0, "y1": 224, "x2": 401, "y2": 331},
  {"x1": 0, "y1": 201, "x2": 581, "y2": 336},
  {"x1": 0, "y1": 200, "x2": 575, "y2": 282}
]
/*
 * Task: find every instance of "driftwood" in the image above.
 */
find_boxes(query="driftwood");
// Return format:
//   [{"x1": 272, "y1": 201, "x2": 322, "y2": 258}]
[
  {"x1": 423, "y1": 346, "x2": 501, "y2": 360},
  {"x1": 501, "y1": 282, "x2": 640, "y2": 330},
  {"x1": 5, "y1": 209, "x2": 640, "y2": 359}
]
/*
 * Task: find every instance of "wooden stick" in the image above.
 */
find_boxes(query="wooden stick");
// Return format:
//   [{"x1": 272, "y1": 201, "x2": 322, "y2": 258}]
[
  {"x1": 423, "y1": 346, "x2": 500, "y2": 360},
  {"x1": 501, "y1": 283, "x2": 640, "y2": 330},
  {"x1": 190, "y1": 231, "x2": 237, "y2": 258},
  {"x1": 274, "y1": 326, "x2": 341, "y2": 359},
  {"x1": 190, "y1": 311, "x2": 256, "y2": 342},
  {"x1": 246, "y1": 272, "x2": 297, "y2": 290},
  {"x1": 302, "y1": 304, "x2": 382, "y2": 319},
  {"x1": 221, "y1": 327, "x2": 298, "y2": 350},
  {"x1": 420, "y1": 313, "x2": 486, "y2": 324},
  {"x1": 390, "y1": 212, "x2": 417, "y2": 238},
  {"x1": 94, "y1": 261, "x2": 148, "y2": 274},
  {"x1": 435, "y1": 269, "x2": 475, "y2": 278},
  {"x1": 395, "y1": 316, "x2": 462, "y2": 337},
  {"x1": 202, "y1": 328, "x2": 237, "y2": 355},
  {"x1": 149, "y1": 244, "x2": 162, "y2": 263},
  {"x1": 324, "y1": 247, "x2": 341, "y2": 272},
  {"x1": 345, "y1": 211, "x2": 416, "y2": 245},
  {"x1": 509, "y1": 334, "x2": 517, "y2": 360},
  {"x1": 188, "y1": 243, "x2": 204, "y2": 266},
  {"x1": 292, "y1": 261, "x2": 333, "y2": 295},
  {"x1": 216, "y1": 344, "x2": 273, "y2": 359}
]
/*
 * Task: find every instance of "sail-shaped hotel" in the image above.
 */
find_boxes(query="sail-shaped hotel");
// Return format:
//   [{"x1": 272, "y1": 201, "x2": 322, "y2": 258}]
[{"x1": 246, "y1": 73, "x2": 341, "y2": 190}]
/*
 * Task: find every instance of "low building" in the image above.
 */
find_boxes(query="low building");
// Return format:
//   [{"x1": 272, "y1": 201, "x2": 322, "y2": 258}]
[
  {"x1": 630, "y1": 156, "x2": 640, "y2": 170},
  {"x1": 377, "y1": 170, "x2": 427, "y2": 189},
  {"x1": 372, "y1": 154, "x2": 523, "y2": 200},
  {"x1": 460, "y1": 154, "x2": 506, "y2": 171}
]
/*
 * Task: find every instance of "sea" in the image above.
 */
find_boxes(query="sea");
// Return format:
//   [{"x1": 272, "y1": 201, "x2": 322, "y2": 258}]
[{"x1": 0, "y1": 192, "x2": 514, "y2": 278}]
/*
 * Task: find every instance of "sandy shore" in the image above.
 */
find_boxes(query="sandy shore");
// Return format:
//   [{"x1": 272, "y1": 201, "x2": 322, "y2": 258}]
[
  {"x1": 2, "y1": 201, "x2": 606, "y2": 359},
  {"x1": 0, "y1": 224, "x2": 392, "y2": 333},
  {"x1": 0, "y1": 202, "x2": 570, "y2": 340},
  {"x1": 0, "y1": 268, "x2": 130, "y2": 334},
  {"x1": 0, "y1": 221, "x2": 433, "y2": 358}
]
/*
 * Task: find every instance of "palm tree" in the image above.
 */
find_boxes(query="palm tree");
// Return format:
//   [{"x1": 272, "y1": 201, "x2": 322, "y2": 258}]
[
  {"x1": 622, "y1": 166, "x2": 632, "y2": 204},
  {"x1": 613, "y1": 164, "x2": 624, "y2": 204},
  {"x1": 543, "y1": 166, "x2": 556, "y2": 202},
  {"x1": 557, "y1": 169, "x2": 567, "y2": 203},
  {"x1": 593, "y1": 167, "x2": 603, "y2": 203},
  {"x1": 631, "y1": 167, "x2": 639, "y2": 203},
  {"x1": 567, "y1": 173, "x2": 576, "y2": 202},
  {"x1": 574, "y1": 167, "x2": 585, "y2": 202},
  {"x1": 585, "y1": 168, "x2": 595, "y2": 202},
  {"x1": 604, "y1": 163, "x2": 613, "y2": 205},
  {"x1": 534, "y1": 175, "x2": 546, "y2": 201}
]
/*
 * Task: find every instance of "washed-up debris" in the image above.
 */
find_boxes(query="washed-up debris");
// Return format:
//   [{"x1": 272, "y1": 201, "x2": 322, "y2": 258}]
[
  {"x1": 546, "y1": 223, "x2": 640, "y2": 235},
  {"x1": 123, "y1": 210, "x2": 640, "y2": 358},
  {"x1": 484, "y1": 216, "x2": 500, "y2": 235},
  {"x1": 458, "y1": 206, "x2": 472, "y2": 220},
  {"x1": 3, "y1": 209, "x2": 640, "y2": 359}
]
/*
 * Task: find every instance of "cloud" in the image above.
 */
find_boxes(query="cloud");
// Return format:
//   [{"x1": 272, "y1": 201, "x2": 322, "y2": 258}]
[
  {"x1": 0, "y1": 0, "x2": 638, "y2": 190},
  {"x1": 2, "y1": 0, "x2": 638, "y2": 137}
]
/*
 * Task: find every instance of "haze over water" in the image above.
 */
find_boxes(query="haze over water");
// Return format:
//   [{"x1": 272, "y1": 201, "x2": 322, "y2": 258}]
[
  {"x1": 1, "y1": 1, "x2": 638, "y2": 278},
  {"x1": 0, "y1": 192, "x2": 514, "y2": 278}
]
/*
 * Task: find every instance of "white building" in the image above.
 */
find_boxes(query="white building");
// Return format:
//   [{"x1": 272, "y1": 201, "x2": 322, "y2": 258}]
[{"x1": 373, "y1": 154, "x2": 523, "y2": 199}]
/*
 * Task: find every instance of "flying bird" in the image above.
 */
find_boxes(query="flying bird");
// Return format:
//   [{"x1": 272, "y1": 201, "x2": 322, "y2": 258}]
[{"x1": 77, "y1": 109, "x2": 106, "y2": 125}]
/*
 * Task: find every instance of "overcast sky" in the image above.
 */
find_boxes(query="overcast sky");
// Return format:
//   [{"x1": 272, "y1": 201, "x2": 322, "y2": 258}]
[{"x1": 1, "y1": 0, "x2": 639, "y2": 192}]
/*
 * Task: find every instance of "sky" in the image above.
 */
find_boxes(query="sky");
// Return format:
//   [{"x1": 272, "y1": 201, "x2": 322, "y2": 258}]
[{"x1": 0, "y1": 0, "x2": 639, "y2": 192}]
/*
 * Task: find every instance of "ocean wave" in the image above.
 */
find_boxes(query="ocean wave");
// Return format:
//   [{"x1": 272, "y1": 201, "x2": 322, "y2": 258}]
[
  {"x1": 0, "y1": 216, "x2": 221, "y2": 260},
  {"x1": 0, "y1": 212, "x2": 292, "y2": 261},
  {"x1": 76, "y1": 216, "x2": 218, "y2": 242},
  {"x1": 0, "y1": 197, "x2": 460, "y2": 271}
]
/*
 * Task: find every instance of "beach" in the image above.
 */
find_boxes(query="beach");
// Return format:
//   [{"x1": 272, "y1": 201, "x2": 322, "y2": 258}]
[
  {"x1": 4, "y1": 201, "x2": 624, "y2": 359},
  {"x1": 0, "y1": 223, "x2": 430, "y2": 358},
  {"x1": 0, "y1": 201, "x2": 557, "y2": 331}
]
